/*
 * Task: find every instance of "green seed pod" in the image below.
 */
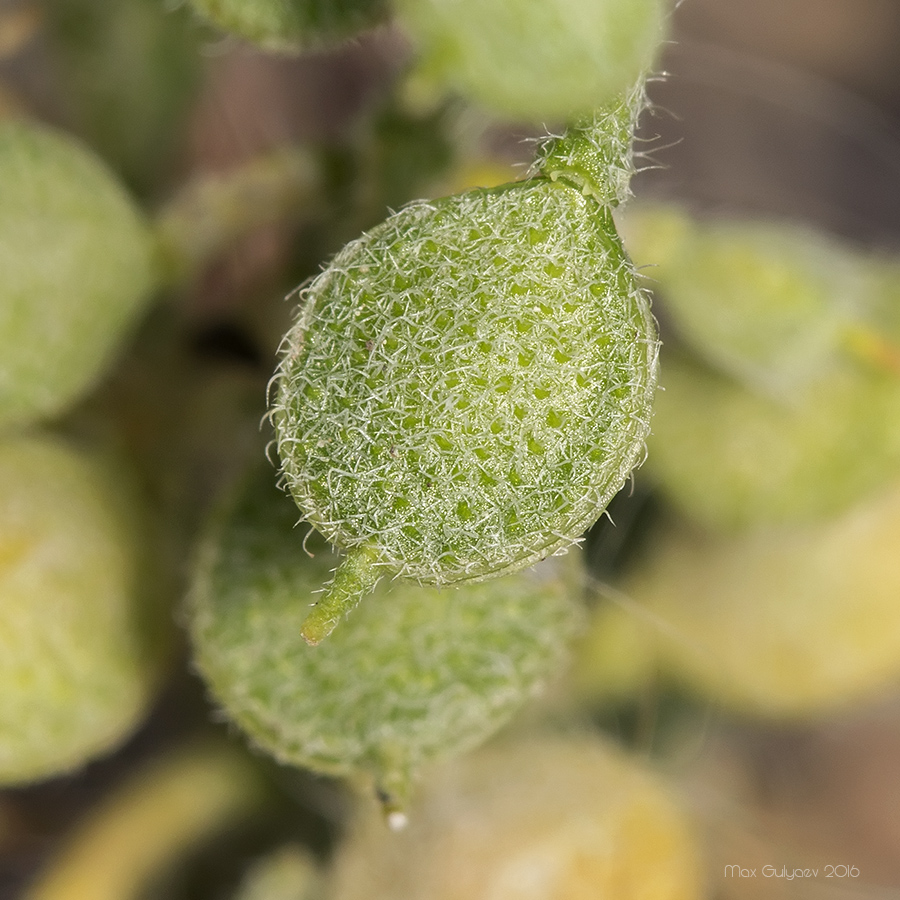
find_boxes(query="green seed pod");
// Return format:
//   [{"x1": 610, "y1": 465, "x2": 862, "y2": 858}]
[
  {"x1": 188, "y1": 467, "x2": 583, "y2": 809},
  {"x1": 621, "y1": 485, "x2": 900, "y2": 718},
  {"x1": 396, "y1": 0, "x2": 668, "y2": 121},
  {"x1": 188, "y1": 0, "x2": 388, "y2": 51},
  {"x1": 618, "y1": 204, "x2": 900, "y2": 530},
  {"x1": 646, "y1": 351, "x2": 900, "y2": 531},
  {"x1": 0, "y1": 434, "x2": 169, "y2": 785},
  {"x1": 273, "y1": 90, "x2": 658, "y2": 643},
  {"x1": 620, "y1": 205, "x2": 866, "y2": 397},
  {"x1": 0, "y1": 119, "x2": 156, "y2": 430},
  {"x1": 328, "y1": 736, "x2": 703, "y2": 900}
]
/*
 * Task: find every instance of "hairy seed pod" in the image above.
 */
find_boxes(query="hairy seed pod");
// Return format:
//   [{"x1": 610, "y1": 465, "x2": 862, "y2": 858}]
[
  {"x1": 188, "y1": 467, "x2": 583, "y2": 809},
  {"x1": 188, "y1": 0, "x2": 388, "y2": 51},
  {"x1": 0, "y1": 119, "x2": 155, "y2": 430},
  {"x1": 328, "y1": 736, "x2": 703, "y2": 900},
  {"x1": 396, "y1": 0, "x2": 669, "y2": 121},
  {"x1": 272, "y1": 89, "x2": 658, "y2": 643},
  {"x1": 0, "y1": 434, "x2": 169, "y2": 785}
]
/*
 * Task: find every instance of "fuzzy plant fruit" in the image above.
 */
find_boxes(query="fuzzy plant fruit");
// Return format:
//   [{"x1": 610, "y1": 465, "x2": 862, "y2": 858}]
[
  {"x1": 188, "y1": 467, "x2": 583, "y2": 811},
  {"x1": 0, "y1": 119, "x2": 156, "y2": 430},
  {"x1": 327, "y1": 736, "x2": 703, "y2": 900},
  {"x1": 273, "y1": 88, "x2": 658, "y2": 643},
  {"x1": 188, "y1": 0, "x2": 389, "y2": 51},
  {"x1": 0, "y1": 434, "x2": 168, "y2": 785},
  {"x1": 396, "y1": 0, "x2": 668, "y2": 121},
  {"x1": 617, "y1": 484, "x2": 900, "y2": 718}
]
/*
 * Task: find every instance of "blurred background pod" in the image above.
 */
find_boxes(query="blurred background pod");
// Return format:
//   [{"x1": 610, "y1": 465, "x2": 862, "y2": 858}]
[
  {"x1": 620, "y1": 204, "x2": 867, "y2": 396},
  {"x1": 395, "y1": 0, "x2": 670, "y2": 122},
  {"x1": 589, "y1": 481, "x2": 900, "y2": 719},
  {"x1": 188, "y1": 465, "x2": 584, "y2": 814},
  {"x1": 619, "y1": 203, "x2": 900, "y2": 531},
  {"x1": 230, "y1": 844, "x2": 324, "y2": 900},
  {"x1": 23, "y1": 742, "x2": 271, "y2": 900},
  {"x1": 187, "y1": 0, "x2": 390, "y2": 54},
  {"x1": 43, "y1": 0, "x2": 203, "y2": 200},
  {"x1": 641, "y1": 348, "x2": 900, "y2": 531},
  {"x1": 0, "y1": 118, "x2": 157, "y2": 432},
  {"x1": 326, "y1": 735, "x2": 704, "y2": 900},
  {"x1": 0, "y1": 432, "x2": 172, "y2": 786}
]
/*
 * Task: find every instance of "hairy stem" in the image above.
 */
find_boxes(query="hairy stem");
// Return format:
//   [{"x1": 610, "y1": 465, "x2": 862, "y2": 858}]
[{"x1": 533, "y1": 78, "x2": 649, "y2": 207}]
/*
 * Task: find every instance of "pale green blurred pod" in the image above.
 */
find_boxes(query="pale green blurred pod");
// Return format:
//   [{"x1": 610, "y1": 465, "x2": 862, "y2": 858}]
[
  {"x1": 620, "y1": 204, "x2": 900, "y2": 530},
  {"x1": 232, "y1": 845, "x2": 323, "y2": 900},
  {"x1": 646, "y1": 351, "x2": 900, "y2": 530},
  {"x1": 620, "y1": 205, "x2": 867, "y2": 396},
  {"x1": 327, "y1": 736, "x2": 703, "y2": 900},
  {"x1": 25, "y1": 743, "x2": 268, "y2": 900},
  {"x1": 188, "y1": 0, "x2": 389, "y2": 51},
  {"x1": 188, "y1": 467, "x2": 583, "y2": 809},
  {"x1": 0, "y1": 120, "x2": 156, "y2": 430},
  {"x1": 617, "y1": 486, "x2": 900, "y2": 718},
  {"x1": 0, "y1": 434, "x2": 169, "y2": 785},
  {"x1": 396, "y1": 0, "x2": 668, "y2": 120}
]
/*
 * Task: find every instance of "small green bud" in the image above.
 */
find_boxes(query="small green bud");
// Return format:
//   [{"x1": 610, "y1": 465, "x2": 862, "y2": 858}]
[
  {"x1": 396, "y1": 0, "x2": 668, "y2": 120},
  {"x1": 273, "y1": 108, "x2": 658, "y2": 642},
  {"x1": 188, "y1": 468, "x2": 583, "y2": 806},
  {"x1": 329, "y1": 737, "x2": 703, "y2": 899},
  {"x1": 0, "y1": 119, "x2": 156, "y2": 430},
  {"x1": 188, "y1": 0, "x2": 388, "y2": 51},
  {"x1": 0, "y1": 434, "x2": 168, "y2": 785}
]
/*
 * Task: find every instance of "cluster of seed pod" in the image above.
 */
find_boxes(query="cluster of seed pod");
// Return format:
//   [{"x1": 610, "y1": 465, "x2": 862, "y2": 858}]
[
  {"x1": 0, "y1": 118, "x2": 172, "y2": 785},
  {"x1": 1, "y1": 2, "x2": 713, "y2": 897}
]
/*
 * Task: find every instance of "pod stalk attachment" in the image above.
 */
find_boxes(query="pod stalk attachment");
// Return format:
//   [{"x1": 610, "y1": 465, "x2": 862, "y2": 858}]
[
  {"x1": 533, "y1": 78, "x2": 649, "y2": 208},
  {"x1": 300, "y1": 544, "x2": 384, "y2": 645}
]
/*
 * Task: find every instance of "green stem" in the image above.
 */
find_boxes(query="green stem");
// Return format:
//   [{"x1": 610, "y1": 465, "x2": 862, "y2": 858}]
[
  {"x1": 153, "y1": 146, "x2": 321, "y2": 287},
  {"x1": 533, "y1": 78, "x2": 648, "y2": 208},
  {"x1": 300, "y1": 544, "x2": 384, "y2": 645}
]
